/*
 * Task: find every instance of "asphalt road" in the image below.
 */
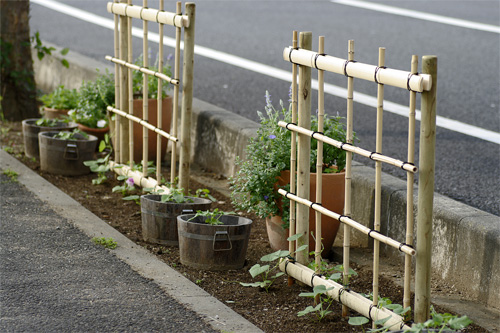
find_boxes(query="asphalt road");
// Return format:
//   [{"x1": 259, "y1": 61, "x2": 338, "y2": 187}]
[{"x1": 29, "y1": 0, "x2": 499, "y2": 216}]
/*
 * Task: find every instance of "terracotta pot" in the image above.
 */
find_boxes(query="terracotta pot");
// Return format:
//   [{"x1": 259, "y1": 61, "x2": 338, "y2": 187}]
[
  {"x1": 42, "y1": 107, "x2": 69, "y2": 119},
  {"x1": 77, "y1": 123, "x2": 109, "y2": 143},
  {"x1": 266, "y1": 169, "x2": 345, "y2": 257},
  {"x1": 132, "y1": 97, "x2": 172, "y2": 161}
]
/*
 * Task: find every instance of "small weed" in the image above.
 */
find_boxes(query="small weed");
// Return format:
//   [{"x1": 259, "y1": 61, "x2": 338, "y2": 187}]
[
  {"x1": 3, "y1": 146, "x2": 14, "y2": 154},
  {"x1": 2, "y1": 169, "x2": 18, "y2": 182},
  {"x1": 91, "y1": 237, "x2": 117, "y2": 249}
]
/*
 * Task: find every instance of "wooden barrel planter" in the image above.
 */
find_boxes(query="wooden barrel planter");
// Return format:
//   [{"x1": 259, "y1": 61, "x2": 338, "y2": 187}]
[
  {"x1": 22, "y1": 119, "x2": 77, "y2": 159},
  {"x1": 38, "y1": 131, "x2": 98, "y2": 176},
  {"x1": 140, "y1": 195, "x2": 212, "y2": 246},
  {"x1": 177, "y1": 214, "x2": 253, "y2": 271}
]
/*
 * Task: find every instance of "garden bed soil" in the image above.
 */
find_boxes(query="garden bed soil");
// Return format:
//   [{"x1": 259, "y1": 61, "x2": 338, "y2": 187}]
[{"x1": 1, "y1": 120, "x2": 485, "y2": 332}]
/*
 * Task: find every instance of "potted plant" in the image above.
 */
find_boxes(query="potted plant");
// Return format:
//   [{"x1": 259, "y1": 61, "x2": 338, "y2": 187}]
[
  {"x1": 39, "y1": 85, "x2": 79, "y2": 119},
  {"x1": 230, "y1": 91, "x2": 350, "y2": 256},
  {"x1": 177, "y1": 209, "x2": 253, "y2": 270},
  {"x1": 140, "y1": 187, "x2": 214, "y2": 246},
  {"x1": 22, "y1": 117, "x2": 77, "y2": 159},
  {"x1": 69, "y1": 69, "x2": 114, "y2": 142},
  {"x1": 131, "y1": 54, "x2": 173, "y2": 160},
  {"x1": 38, "y1": 129, "x2": 98, "y2": 176}
]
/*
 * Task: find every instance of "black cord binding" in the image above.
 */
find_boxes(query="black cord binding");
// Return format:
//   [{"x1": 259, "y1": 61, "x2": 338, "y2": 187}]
[
  {"x1": 368, "y1": 229, "x2": 382, "y2": 239},
  {"x1": 314, "y1": 53, "x2": 326, "y2": 69},
  {"x1": 311, "y1": 131, "x2": 323, "y2": 139},
  {"x1": 343, "y1": 60, "x2": 357, "y2": 77},
  {"x1": 401, "y1": 162, "x2": 416, "y2": 171},
  {"x1": 285, "y1": 122, "x2": 297, "y2": 130},
  {"x1": 340, "y1": 142, "x2": 352, "y2": 151},
  {"x1": 374, "y1": 66, "x2": 386, "y2": 84},
  {"x1": 289, "y1": 47, "x2": 299, "y2": 65},
  {"x1": 399, "y1": 243, "x2": 414, "y2": 252},
  {"x1": 407, "y1": 72, "x2": 419, "y2": 92}
]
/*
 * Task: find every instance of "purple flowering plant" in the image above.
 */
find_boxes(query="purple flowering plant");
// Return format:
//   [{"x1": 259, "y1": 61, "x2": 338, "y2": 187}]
[{"x1": 230, "y1": 91, "x2": 351, "y2": 228}]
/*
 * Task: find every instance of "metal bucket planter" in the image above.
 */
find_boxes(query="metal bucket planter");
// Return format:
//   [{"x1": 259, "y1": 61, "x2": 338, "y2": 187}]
[
  {"x1": 177, "y1": 214, "x2": 253, "y2": 270},
  {"x1": 22, "y1": 119, "x2": 77, "y2": 159},
  {"x1": 38, "y1": 131, "x2": 98, "y2": 176},
  {"x1": 140, "y1": 195, "x2": 212, "y2": 246}
]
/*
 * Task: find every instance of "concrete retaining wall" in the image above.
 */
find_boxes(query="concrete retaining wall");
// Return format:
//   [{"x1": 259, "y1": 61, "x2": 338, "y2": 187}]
[{"x1": 33, "y1": 43, "x2": 499, "y2": 310}]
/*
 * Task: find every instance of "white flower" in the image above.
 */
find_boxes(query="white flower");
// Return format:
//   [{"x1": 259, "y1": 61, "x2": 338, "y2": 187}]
[{"x1": 97, "y1": 119, "x2": 107, "y2": 128}]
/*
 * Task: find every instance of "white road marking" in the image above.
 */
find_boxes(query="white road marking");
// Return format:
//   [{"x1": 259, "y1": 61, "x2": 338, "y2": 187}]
[
  {"x1": 331, "y1": 0, "x2": 500, "y2": 34},
  {"x1": 32, "y1": 0, "x2": 500, "y2": 144}
]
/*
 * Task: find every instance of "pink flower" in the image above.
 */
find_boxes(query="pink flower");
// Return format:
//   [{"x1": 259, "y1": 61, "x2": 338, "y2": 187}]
[{"x1": 126, "y1": 178, "x2": 134, "y2": 187}]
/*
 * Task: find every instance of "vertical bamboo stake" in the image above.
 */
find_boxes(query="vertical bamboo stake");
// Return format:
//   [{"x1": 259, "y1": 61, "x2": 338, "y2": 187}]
[
  {"x1": 171, "y1": 1, "x2": 182, "y2": 185},
  {"x1": 142, "y1": 0, "x2": 149, "y2": 177},
  {"x1": 156, "y1": 0, "x2": 164, "y2": 183},
  {"x1": 414, "y1": 55, "x2": 437, "y2": 323},
  {"x1": 315, "y1": 36, "x2": 325, "y2": 275},
  {"x1": 113, "y1": 0, "x2": 121, "y2": 163},
  {"x1": 288, "y1": 30, "x2": 298, "y2": 287},
  {"x1": 372, "y1": 47, "x2": 385, "y2": 323},
  {"x1": 178, "y1": 2, "x2": 196, "y2": 193},
  {"x1": 119, "y1": 0, "x2": 129, "y2": 163},
  {"x1": 342, "y1": 40, "x2": 354, "y2": 317},
  {"x1": 296, "y1": 31, "x2": 312, "y2": 266},
  {"x1": 404, "y1": 55, "x2": 418, "y2": 310},
  {"x1": 127, "y1": 0, "x2": 133, "y2": 168}
]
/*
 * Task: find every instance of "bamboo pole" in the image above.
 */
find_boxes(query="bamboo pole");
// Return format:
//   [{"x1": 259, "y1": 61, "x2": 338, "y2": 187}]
[
  {"x1": 279, "y1": 259, "x2": 411, "y2": 331},
  {"x1": 128, "y1": 0, "x2": 133, "y2": 168},
  {"x1": 342, "y1": 39, "x2": 354, "y2": 317},
  {"x1": 372, "y1": 47, "x2": 385, "y2": 322},
  {"x1": 143, "y1": 0, "x2": 149, "y2": 177},
  {"x1": 278, "y1": 189, "x2": 415, "y2": 256},
  {"x1": 113, "y1": 0, "x2": 121, "y2": 164},
  {"x1": 107, "y1": 106, "x2": 178, "y2": 142},
  {"x1": 296, "y1": 31, "x2": 312, "y2": 266},
  {"x1": 288, "y1": 30, "x2": 298, "y2": 287},
  {"x1": 404, "y1": 55, "x2": 418, "y2": 310},
  {"x1": 178, "y1": 2, "x2": 195, "y2": 193},
  {"x1": 315, "y1": 36, "x2": 325, "y2": 277},
  {"x1": 105, "y1": 56, "x2": 179, "y2": 85},
  {"x1": 277, "y1": 122, "x2": 417, "y2": 173},
  {"x1": 107, "y1": 2, "x2": 190, "y2": 27},
  {"x1": 414, "y1": 55, "x2": 437, "y2": 323},
  {"x1": 109, "y1": 160, "x2": 171, "y2": 194},
  {"x1": 156, "y1": 0, "x2": 163, "y2": 183},
  {"x1": 171, "y1": 1, "x2": 182, "y2": 185},
  {"x1": 119, "y1": 0, "x2": 129, "y2": 163},
  {"x1": 283, "y1": 47, "x2": 432, "y2": 92}
]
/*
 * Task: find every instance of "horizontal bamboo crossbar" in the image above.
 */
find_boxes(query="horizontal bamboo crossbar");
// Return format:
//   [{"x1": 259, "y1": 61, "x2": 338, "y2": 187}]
[
  {"x1": 279, "y1": 121, "x2": 418, "y2": 173},
  {"x1": 109, "y1": 161, "x2": 172, "y2": 193},
  {"x1": 283, "y1": 47, "x2": 432, "y2": 92},
  {"x1": 105, "y1": 56, "x2": 179, "y2": 86},
  {"x1": 278, "y1": 189, "x2": 416, "y2": 256},
  {"x1": 107, "y1": 2, "x2": 190, "y2": 27},
  {"x1": 107, "y1": 106, "x2": 178, "y2": 142},
  {"x1": 279, "y1": 259, "x2": 410, "y2": 331}
]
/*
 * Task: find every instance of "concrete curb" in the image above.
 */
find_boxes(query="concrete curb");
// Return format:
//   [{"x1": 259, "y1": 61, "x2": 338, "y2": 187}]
[
  {"x1": 0, "y1": 149, "x2": 263, "y2": 333},
  {"x1": 33, "y1": 43, "x2": 499, "y2": 319}
]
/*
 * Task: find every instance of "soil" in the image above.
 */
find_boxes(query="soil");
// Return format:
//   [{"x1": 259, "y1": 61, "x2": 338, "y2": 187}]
[{"x1": 1, "y1": 120, "x2": 486, "y2": 333}]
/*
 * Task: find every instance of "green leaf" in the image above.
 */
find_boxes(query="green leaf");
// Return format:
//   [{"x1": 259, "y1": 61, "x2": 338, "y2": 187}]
[
  {"x1": 123, "y1": 195, "x2": 139, "y2": 201},
  {"x1": 99, "y1": 140, "x2": 106, "y2": 152},
  {"x1": 248, "y1": 264, "x2": 270, "y2": 278},
  {"x1": 295, "y1": 244, "x2": 308, "y2": 253},
  {"x1": 373, "y1": 315, "x2": 392, "y2": 326},
  {"x1": 448, "y1": 316, "x2": 473, "y2": 330},
  {"x1": 261, "y1": 250, "x2": 290, "y2": 262},
  {"x1": 60, "y1": 47, "x2": 69, "y2": 55},
  {"x1": 270, "y1": 272, "x2": 285, "y2": 279},
  {"x1": 348, "y1": 316, "x2": 369, "y2": 326},
  {"x1": 239, "y1": 282, "x2": 264, "y2": 288},
  {"x1": 287, "y1": 233, "x2": 303, "y2": 242},
  {"x1": 297, "y1": 304, "x2": 321, "y2": 317},
  {"x1": 328, "y1": 272, "x2": 342, "y2": 281},
  {"x1": 61, "y1": 59, "x2": 69, "y2": 68}
]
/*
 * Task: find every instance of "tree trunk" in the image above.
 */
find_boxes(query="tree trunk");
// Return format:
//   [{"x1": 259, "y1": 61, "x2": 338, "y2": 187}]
[{"x1": 0, "y1": 0, "x2": 39, "y2": 121}]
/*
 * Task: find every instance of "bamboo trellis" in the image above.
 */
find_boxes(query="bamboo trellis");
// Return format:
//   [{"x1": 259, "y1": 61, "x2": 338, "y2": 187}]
[
  {"x1": 280, "y1": 31, "x2": 437, "y2": 326},
  {"x1": 105, "y1": 0, "x2": 195, "y2": 193}
]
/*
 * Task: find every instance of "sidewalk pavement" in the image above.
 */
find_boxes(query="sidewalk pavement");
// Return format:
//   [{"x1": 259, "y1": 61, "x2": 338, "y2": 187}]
[{"x1": 0, "y1": 149, "x2": 263, "y2": 332}]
